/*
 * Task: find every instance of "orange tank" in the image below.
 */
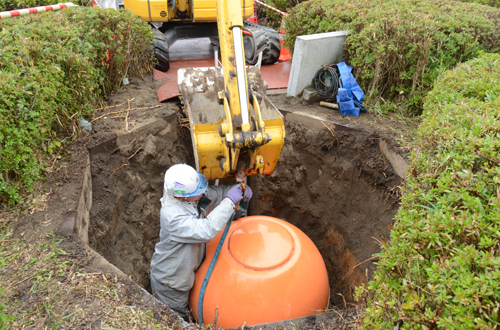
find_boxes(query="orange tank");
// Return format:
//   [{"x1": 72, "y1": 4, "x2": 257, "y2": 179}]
[{"x1": 190, "y1": 215, "x2": 330, "y2": 328}]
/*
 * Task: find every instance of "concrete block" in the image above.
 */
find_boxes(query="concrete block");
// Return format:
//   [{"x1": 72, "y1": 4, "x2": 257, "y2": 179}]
[
  {"x1": 287, "y1": 31, "x2": 348, "y2": 98},
  {"x1": 302, "y1": 87, "x2": 322, "y2": 104}
]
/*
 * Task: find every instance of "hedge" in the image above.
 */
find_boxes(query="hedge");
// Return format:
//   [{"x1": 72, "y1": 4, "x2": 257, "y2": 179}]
[
  {"x1": 258, "y1": 0, "x2": 307, "y2": 28},
  {"x1": 0, "y1": 0, "x2": 86, "y2": 11},
  {"x1": 284, "y1": 0, "x2": 500, "y2": 114},
  {"x1": 357, "y1": 53, "x2": 500, "y2": 329},
  {"x1": 0, "y1": 8, "x2": 152, "y2": 205}
]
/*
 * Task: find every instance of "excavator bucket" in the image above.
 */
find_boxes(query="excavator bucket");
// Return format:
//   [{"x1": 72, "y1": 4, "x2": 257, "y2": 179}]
[{"x1": 178, "y1": 66, "x2": 285, "y2": 180}]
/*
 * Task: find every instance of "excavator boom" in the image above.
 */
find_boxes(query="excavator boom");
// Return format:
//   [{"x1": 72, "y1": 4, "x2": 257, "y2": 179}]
[
  {"x1": 123, "y1": 0, "x2": 285, "y2": 179},
  {"x1": 178, "y1": 0, "x2": 285, "y2": 180}
]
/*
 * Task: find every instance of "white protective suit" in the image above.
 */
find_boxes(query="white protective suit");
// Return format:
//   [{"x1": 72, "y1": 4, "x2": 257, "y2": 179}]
[{"x1": 150, "y1": 185, "x2": 235, "y2": 318}]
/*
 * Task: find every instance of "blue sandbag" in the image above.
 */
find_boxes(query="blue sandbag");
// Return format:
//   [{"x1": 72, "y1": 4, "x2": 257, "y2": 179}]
[
  {"x1": 336, "y1": 62, "x2": 367, "y2": 113},
  {"x1": 336, "y1": 87, "x2": 360, "y2": 116}
]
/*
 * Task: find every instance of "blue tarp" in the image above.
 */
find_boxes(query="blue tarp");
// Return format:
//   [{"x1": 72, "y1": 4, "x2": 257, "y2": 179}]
[{"x1": 336, "y1": 62, "x2": 366, "y2": 115}]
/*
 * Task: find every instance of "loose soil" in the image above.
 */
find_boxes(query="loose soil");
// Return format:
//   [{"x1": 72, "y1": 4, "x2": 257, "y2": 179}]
[
  {"x1": 4, "y1": 72, "x2": 418, "y2": 329},
  {"x1": 89, "y1": 114, "x2": 193, "y2": 291}
]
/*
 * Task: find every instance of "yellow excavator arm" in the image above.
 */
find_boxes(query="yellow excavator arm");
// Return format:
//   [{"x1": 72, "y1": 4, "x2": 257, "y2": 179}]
[
  {"x1": 124, "y1": 0, "x2": 285, "y2": 180},
  {"x1": 177, "y1": 0, "x2": 285, "y2": 180},
  {"x1": 213, "y1": 0, "x2": 284, "y2": 178}
]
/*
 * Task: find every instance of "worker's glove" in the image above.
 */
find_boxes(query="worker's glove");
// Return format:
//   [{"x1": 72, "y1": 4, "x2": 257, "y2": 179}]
[
  {"x1": 225, "y1": 185, "x2": 244, "y2": 204},
  {"x1": 243, "y1": 186, "x2": 253, "y2": 201}
]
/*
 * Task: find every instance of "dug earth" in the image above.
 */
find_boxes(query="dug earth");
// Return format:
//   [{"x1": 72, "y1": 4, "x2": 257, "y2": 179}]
[{"x1": 11, "y1": 74, "x2": 415, "y2": 329}]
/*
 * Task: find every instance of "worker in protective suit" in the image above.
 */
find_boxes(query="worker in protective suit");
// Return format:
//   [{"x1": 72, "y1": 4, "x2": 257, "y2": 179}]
[{"x1": 150, "y1": 164, "x2": 252, "y2": 320}]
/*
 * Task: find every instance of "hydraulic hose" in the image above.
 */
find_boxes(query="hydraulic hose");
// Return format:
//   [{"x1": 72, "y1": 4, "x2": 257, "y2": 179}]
[
  {"x1": 197, "y1": 201, "x2": 248, "y2": 325},
  {"x1": 314, "y1": 65, "x2": 367, "y2": 112},
  {"x1": 313, "y1": 65, "x2": 340, "y2": 100}
]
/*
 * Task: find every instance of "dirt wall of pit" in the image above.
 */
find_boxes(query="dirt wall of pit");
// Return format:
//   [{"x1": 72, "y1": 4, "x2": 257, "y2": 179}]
[
  {"x1": 89, "y1": 114, "x2": 194, "y2": 291},
  {"x1": 88, "y1": 112, "x2": 402, "y2": 308},
  {"x1": 249, "y1": 113, "x2": 401, "y2": 306}
]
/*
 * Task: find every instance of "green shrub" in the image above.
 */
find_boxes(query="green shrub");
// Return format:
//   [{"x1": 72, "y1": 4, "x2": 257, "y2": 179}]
[
  {"x1": 264, "y1": 0, "x2": 303, "y2": 12},
  {"x1": 0, "y1": 8, "x2": 152, "y2": 204},
  {"x1": 258, "y1": 0, "x2": 306, "y2": 28},
  {"x1": 285, "y1": 0, "x2": 500, "y2": 114},
  {"x1": 0, "y1": 0, "x2": 86, "y2": 12},
  {"x1": 358, "y1": 53, "x2": 500, "y2": 329}
]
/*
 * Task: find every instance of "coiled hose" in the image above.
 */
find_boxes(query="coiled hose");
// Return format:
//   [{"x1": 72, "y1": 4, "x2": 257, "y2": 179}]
[{"x1": 313, "y1": 65, "x2": 340, "y2": 100}]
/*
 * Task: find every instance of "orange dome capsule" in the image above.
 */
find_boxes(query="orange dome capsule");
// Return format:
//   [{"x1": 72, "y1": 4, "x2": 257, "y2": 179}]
[{"x1": 190, "y1": 216, "x2": 330, "y2": 328}]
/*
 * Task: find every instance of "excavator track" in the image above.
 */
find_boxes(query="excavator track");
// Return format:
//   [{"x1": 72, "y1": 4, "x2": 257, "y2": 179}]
[{"x1": 242, "y1": 20, "x2": 281, "y2": 65}]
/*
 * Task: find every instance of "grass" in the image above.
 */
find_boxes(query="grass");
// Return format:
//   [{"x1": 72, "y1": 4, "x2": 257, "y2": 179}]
[{"x1": 0, "y1": 222, "x2": 183, "y2": 329}]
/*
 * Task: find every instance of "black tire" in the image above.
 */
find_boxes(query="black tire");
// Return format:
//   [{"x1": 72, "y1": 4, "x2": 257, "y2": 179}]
[
  {"x1": 151, "y1": 27, "x2": 170, "y2": 72},
  {"x1": 243, "y1": 20, "x2": 281, "y2": 65},
  {"x1": 243, "y1": 26, "x2": 268, "y2": 65},
  {"x1": 154, "y1": 48, "x2": 170, "y2": 72},
  {"x1": 260, "y1": 30, "x2": 280, "y2": 65},
  {"x1": 243, "y1": 20, "x2": 276, "y2": 33}
]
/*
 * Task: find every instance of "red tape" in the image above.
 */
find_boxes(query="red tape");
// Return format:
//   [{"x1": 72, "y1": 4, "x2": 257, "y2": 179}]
[{"x1": 253, "y1": 0, "x2": 287, "y2": 17}]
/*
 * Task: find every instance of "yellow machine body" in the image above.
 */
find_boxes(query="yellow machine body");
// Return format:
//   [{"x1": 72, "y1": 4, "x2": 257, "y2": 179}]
[
  {"x1": 177, "y1": 0, "x2": 285, "y2": 180},
  {"x1": 126, "y1": 0, "x2": 285, "y2": 180},
  {"x1": 179, "y1": 67, "x2": 285, "y2": 180},
  {"x1": 123, "y1": 0, "x2": 254, "y2": 23}
]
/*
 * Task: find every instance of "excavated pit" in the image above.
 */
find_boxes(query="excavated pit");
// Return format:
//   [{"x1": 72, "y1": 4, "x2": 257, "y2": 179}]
[{"x1": 88, "y1": 112, "x2": 402, "y2": 321}]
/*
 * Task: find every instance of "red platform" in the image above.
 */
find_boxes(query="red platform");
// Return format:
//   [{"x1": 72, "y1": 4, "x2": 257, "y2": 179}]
[{"x1": 154, "y1": 38, "x2": 291, "y2": 102}]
